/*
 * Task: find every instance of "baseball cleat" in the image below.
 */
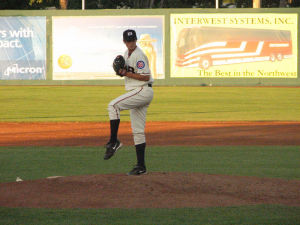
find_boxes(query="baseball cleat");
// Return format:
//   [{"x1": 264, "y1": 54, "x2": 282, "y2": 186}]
[
  {"x1": 127, "y1": 165, "x2": 147, "y2": 176},
  {"x1": 104, "y1": 139, "x2": 122, "y2": 160}
]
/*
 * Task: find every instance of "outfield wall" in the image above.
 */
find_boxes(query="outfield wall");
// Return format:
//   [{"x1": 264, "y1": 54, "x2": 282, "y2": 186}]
[{"x1": 0, "y1": 8, "x2": 299, "y2": 86}]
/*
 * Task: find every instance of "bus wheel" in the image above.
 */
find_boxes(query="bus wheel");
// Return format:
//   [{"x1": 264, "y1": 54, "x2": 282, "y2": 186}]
[
  {"x1": 277, "y1": 53, "x2": 283, "y2": 61},
  {"x1": 200, "y1": 57, "x2": 211, "y2": 69},
  {"x1": 270, "y1": 54, "x2": 276, "y2": 62}
]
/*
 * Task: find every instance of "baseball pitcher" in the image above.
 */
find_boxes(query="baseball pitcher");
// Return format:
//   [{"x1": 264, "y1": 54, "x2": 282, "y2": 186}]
[{"x1": 104, "y1": 29, "x2": 154, "y2": 176}]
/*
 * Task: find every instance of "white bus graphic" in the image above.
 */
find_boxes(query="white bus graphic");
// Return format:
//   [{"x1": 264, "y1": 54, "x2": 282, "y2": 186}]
[{"x1": 175, "y1": 27, "x2": 292, "y2": 69}]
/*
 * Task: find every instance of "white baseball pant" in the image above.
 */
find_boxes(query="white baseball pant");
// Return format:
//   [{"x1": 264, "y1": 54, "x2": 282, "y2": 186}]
[{"x1": 108, "y1": 86, "x2": 153, "y2": 145}]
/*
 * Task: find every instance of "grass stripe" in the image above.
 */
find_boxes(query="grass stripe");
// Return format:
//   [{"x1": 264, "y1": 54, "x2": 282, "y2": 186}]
[
  {"x1": 0, "y1": 205, "x2": 299, "y2": 225},
  {"x1": 0, "y1": 146, "x2": 299, "y2": 183},
  {"x1": 1, "y1": 86, "x2": 299, "y2": 121}
]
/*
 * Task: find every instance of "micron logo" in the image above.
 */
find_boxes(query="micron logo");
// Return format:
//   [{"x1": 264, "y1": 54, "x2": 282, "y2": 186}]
[{"x1": 3, "y1": 64, "x2": 44, "y2": 76}]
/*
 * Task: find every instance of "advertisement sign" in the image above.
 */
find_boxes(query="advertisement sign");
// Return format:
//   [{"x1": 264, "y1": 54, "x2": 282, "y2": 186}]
[
  {"x1": 171, "y1": 14, "x2": 298, "y2": 78},
  {"x1": 53, "y1": 16, "x2": 164, "y2": 80},
  {"x1": 0, "y1": 17, "x2": 46, "y2": 80}
]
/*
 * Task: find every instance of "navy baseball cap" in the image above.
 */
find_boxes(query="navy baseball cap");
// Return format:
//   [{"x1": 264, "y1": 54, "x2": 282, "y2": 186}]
[{"x1": 123, "y1": 29, "x2": 137, "y2": 42}]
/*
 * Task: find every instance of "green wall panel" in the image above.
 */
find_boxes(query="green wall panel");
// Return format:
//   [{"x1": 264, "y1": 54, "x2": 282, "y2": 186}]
[{"x1": 0, "y1": 8, "x2": 299, "y2": 86}]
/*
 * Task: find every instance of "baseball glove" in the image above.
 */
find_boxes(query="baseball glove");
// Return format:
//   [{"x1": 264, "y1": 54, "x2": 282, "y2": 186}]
[{"x1": 113, "y1": 55, "x2": 126, "y2": 77}]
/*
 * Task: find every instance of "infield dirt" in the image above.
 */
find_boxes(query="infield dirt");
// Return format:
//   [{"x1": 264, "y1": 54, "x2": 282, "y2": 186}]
[{"x1": 0, "y1": 121, "x2": 300, "y2": 146}]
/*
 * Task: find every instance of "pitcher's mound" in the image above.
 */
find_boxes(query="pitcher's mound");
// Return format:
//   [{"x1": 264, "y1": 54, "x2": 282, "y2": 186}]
[{"x1": 0, "y1": 172, "x2": 299, "y2": 209}]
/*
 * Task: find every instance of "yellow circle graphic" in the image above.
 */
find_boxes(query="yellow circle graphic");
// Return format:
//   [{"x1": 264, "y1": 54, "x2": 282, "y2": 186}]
[{"x1": 58, "y1": 55, "x2": 72, "y2": 69}]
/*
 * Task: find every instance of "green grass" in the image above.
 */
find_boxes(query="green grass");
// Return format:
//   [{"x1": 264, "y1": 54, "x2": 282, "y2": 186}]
[
  {"x1": 1, "y1": 86, "x2": 300, "y2": 224},
  {"x1": 0, "y1": 205, "x2": 300, "y2": 225},
  {"x1": 0, "y1": 146, "x2": 299, "y2": 182},
  {"x1": 0, "y1": 86, "x2": 299, "y2": 121}
]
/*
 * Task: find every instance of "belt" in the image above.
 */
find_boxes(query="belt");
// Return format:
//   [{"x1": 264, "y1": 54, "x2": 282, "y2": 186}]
[{"x1": 148, "y1": 83, "x2": 152, "y2": 87}]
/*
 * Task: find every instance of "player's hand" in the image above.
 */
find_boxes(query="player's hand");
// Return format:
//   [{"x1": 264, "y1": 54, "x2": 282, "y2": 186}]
[{"x1": 119, "y1": 69, "x2": 127, "y2": 77}]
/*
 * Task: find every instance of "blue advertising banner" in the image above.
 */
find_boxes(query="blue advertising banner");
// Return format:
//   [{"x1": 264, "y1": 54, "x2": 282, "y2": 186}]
[{"x1": 0, "y1": 17, "x2": 46, "y2": 80}]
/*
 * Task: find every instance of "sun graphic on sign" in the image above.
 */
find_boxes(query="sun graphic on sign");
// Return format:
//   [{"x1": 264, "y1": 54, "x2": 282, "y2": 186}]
[{"x1": 58, "y1": 54, "x2": 72, "y2": 69}]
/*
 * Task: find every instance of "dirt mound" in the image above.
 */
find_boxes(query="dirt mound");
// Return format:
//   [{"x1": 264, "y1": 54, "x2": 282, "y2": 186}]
[{"x1": 1, "y1": 172, "x2": 299, "y2": 209}]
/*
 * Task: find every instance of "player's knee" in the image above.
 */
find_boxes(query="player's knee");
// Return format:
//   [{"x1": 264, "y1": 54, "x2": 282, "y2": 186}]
[
  {"x1": 108, "y1": 103, "x2": 119, "y2": 120},
  {"x1": 107, "y1": 102, "x2": 114, "y2": 112},
  {"x1": 133, "y1": 133, "x2": 145, "y2": 145}
]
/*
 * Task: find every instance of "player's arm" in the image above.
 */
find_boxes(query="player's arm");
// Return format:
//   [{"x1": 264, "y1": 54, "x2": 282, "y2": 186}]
[
  {"x1": 119, "y1": 54, "x2": 150, "y2": 81},
  {"x1": 120, "y1": 70, "x2": 150, "y2": 81}
]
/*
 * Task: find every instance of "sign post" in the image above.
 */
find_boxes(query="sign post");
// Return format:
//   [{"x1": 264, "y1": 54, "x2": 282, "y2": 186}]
[{"x1": 253, "y1": 0, "x2": 261, "y2": 8}]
